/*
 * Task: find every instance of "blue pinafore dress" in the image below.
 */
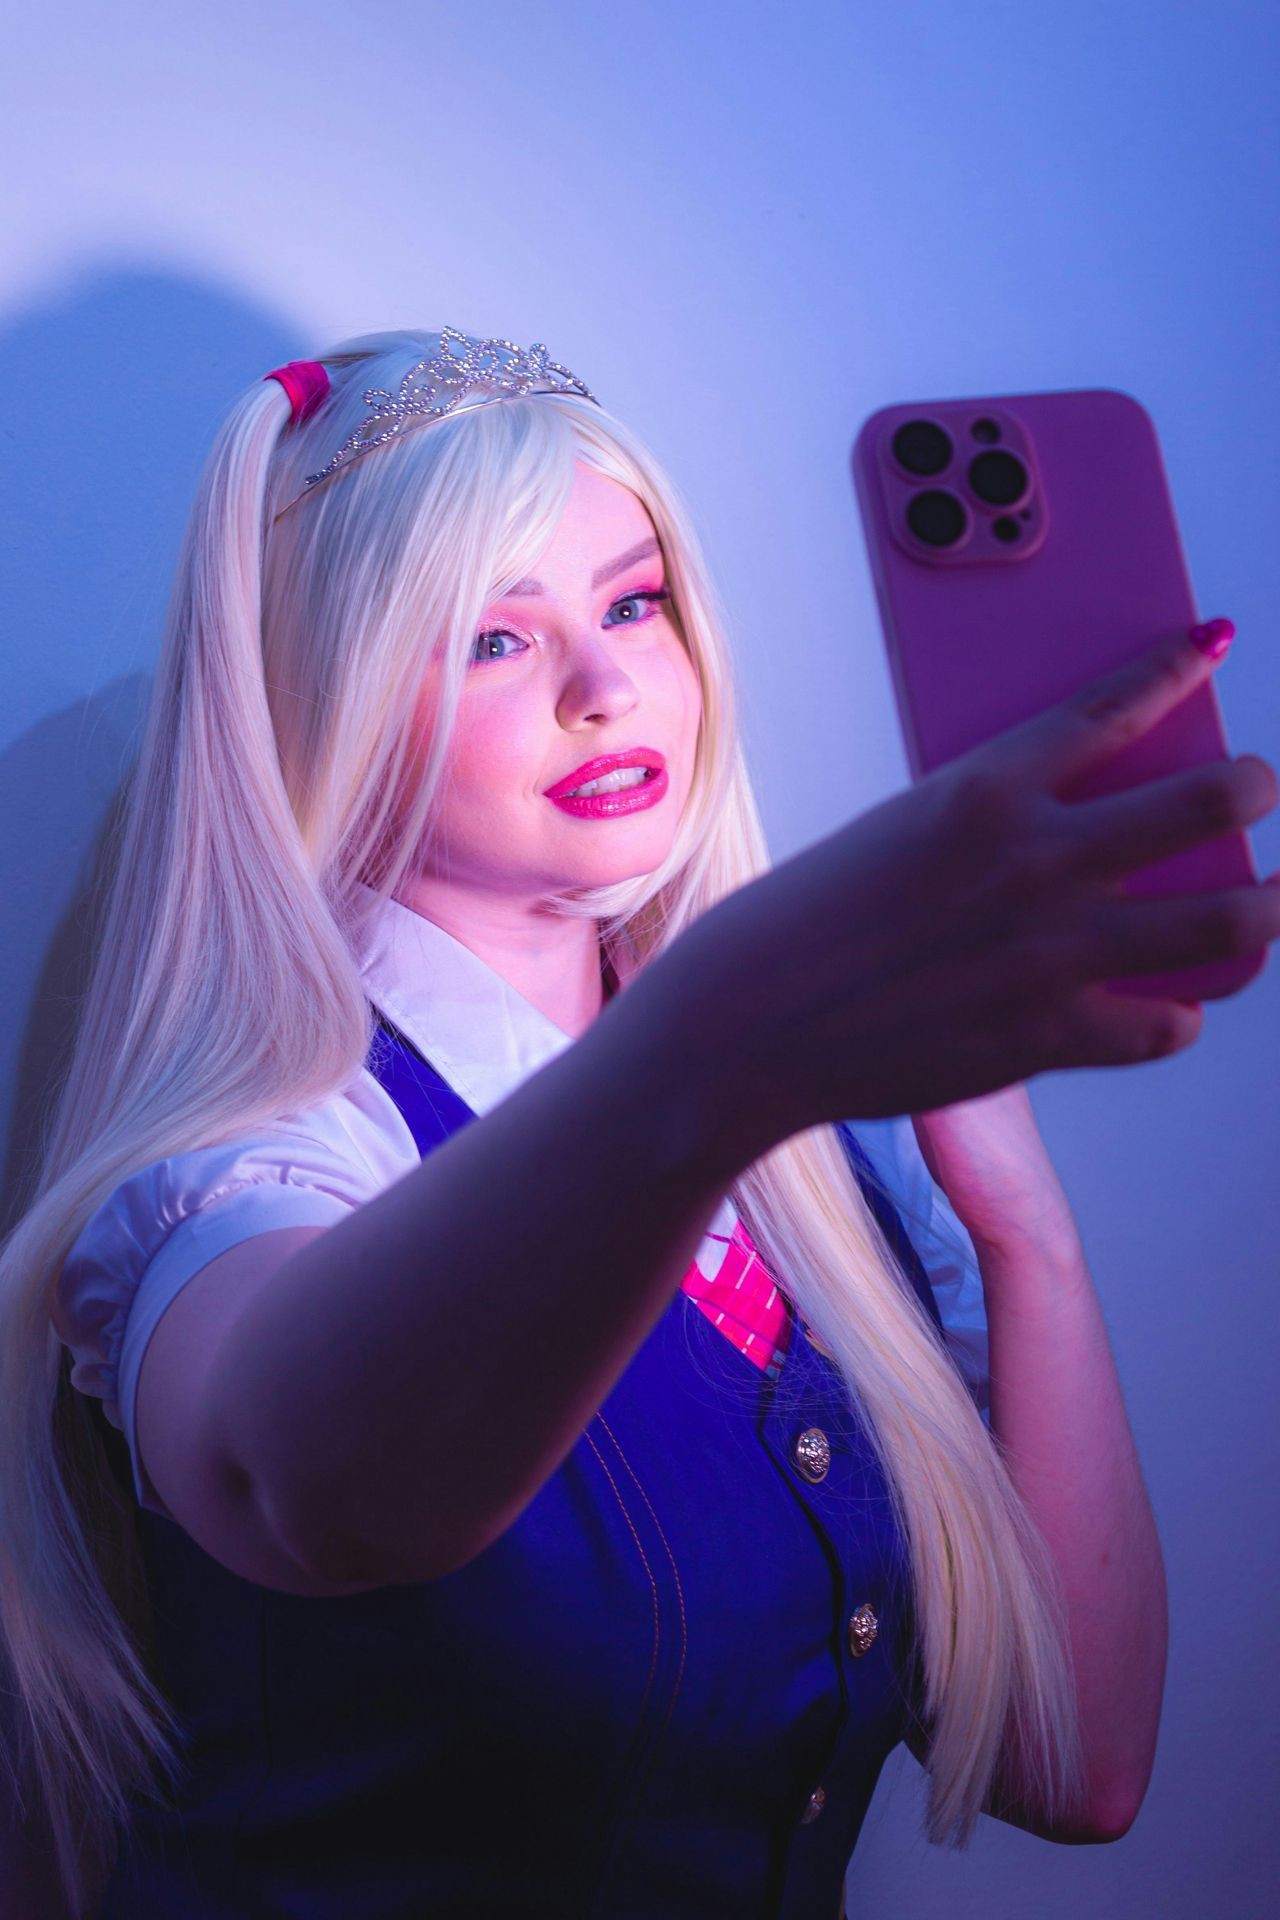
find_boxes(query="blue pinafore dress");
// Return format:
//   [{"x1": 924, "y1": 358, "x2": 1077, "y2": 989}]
[{"x1": 92, "y1": 1014, "x2": 944, "y2": 1919}]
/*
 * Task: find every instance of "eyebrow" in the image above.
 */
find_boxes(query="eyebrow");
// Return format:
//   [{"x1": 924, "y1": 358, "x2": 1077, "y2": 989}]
[{"x1": 498, "y1": 537, "x2": 663, "y2": 599}]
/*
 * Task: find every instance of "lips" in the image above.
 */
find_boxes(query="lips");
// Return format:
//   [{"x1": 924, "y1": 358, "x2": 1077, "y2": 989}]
[{"x1": 543, "y1": 747, "x2": 667, "y2": 800}]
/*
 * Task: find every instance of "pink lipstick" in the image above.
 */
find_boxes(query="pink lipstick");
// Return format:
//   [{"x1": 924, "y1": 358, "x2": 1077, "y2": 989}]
[{"x1": 544, "y1": 748, "x2": 669, "y2": 818}]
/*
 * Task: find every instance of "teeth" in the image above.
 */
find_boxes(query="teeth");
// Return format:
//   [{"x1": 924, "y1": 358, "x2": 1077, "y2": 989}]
[{"x1": 566, "y1": 766, "x2": 652, "y2": 798}]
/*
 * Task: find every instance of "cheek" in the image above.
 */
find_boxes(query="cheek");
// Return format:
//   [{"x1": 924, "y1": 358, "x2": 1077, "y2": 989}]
[
  {"x1": 441, "y1": 697, "x2": 542, "y2": 804},
  {"x1": 669, "y1": 645, "x2": 704, "y2": 741},
  {"x1": 401, "y1": 676, "x2": 529, "y2": 825}
]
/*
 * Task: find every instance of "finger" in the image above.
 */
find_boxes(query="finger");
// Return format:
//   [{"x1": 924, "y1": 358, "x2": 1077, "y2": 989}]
[
  {"x1": 989, "y1": 618, "x2": 1235, "y2": 795},
  {"x1": 1069, "y1": 984, "x2": 1204, "y2": 1067},
  {"x1": 1078, "y1": 866, "x2": 1280, "y2": 987},
  {"x1": 1058, "y1": 752, "x2": 1278, "y2": 887}
]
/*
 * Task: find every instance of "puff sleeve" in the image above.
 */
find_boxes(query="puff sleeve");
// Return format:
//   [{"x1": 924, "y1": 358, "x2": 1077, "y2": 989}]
[
  {"x1": 52, "y1": 1094, "x2": 411, "y2": 1519},
  {"x1": 847, "y1": 1114, "x2": 991, "y2": 1426}
]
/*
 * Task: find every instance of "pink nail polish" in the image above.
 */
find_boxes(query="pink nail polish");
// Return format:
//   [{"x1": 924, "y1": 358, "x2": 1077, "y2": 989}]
[{"x1": 1189, "y1": 617, "x2": 1235, "y2": 660}]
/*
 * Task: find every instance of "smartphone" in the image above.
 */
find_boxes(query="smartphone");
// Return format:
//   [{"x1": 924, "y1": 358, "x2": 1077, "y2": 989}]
[{"x1": 851, "y1": 387, "x2": 1265, "y2": 1002}]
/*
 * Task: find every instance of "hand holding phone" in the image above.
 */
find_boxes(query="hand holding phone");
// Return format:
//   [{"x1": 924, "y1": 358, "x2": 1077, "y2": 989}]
[
  {"x1": 660, "y1": 623, "x2": 1279, "y2": 1140},
  {"x1": 851, "y1": 387, "x2": 1267, "y2": 1002}
]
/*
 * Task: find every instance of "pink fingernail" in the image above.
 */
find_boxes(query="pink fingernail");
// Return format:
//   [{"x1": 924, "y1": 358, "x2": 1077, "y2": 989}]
[{"x1": 1189, "y1": 617, "x2": 1235, "y2": 660}]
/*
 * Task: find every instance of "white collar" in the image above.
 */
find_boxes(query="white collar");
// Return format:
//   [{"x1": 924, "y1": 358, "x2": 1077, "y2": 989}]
[
  {"x1": 352, "y1": 882, "x2": 739, "y2": 1274},
  {"x1": 353, "y1": 881, "x2": 578, "y2": 1119}
]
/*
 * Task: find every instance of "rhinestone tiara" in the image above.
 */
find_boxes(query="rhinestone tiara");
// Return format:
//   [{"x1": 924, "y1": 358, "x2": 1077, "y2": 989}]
[{"x1": 272, "y1": 327, "x2": 600, "y2": 522}]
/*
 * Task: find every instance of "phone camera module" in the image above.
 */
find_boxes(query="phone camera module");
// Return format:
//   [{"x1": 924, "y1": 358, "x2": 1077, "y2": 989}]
[
  {"x1": 968, "y1": 450, "x2": 1029, "y2": 508},
  {"x1": 906, "y1": 490, "x2": 968, "y2": 547},
  {"x1": 891, "y1": 419, "x2": 952, "y2": 477}
]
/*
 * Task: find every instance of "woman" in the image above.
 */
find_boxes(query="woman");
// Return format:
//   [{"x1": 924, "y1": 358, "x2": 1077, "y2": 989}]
[{"x1": 2, "y1": 326, "x2": 1274, "y2": 1918}]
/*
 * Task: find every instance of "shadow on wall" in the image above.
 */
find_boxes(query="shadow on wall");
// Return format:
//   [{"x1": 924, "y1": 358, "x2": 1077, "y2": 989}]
[{"x1": 0, "y1": 261, "x2": 306, "y2": 1238}]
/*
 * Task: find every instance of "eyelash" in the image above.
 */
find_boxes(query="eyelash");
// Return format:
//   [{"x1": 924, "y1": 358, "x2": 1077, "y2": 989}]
[{"x1": 471, "y1": 587, "x2": 672, "y2": 665}]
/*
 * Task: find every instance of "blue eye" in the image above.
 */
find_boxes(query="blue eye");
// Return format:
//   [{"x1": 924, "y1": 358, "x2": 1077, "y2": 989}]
[
  {"x1": 604, "y1": 589, "x2": 671, "y2": 627},
  {"x1": 470, "y1": 587, "x2": 671, "y2": 665},
  {"x1": 471, "y1": 630, "x2": 523, "y2": 664}
]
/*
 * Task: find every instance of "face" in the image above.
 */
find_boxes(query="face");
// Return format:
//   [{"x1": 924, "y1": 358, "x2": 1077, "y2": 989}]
[{"x1": 401, "y1": 460, "x2": 703, "y2": 918}]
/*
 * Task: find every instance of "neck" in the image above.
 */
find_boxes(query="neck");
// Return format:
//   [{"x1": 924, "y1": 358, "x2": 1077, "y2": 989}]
[{"x1": 389, "y1": 881, "x2": 612, "y2": 1039}]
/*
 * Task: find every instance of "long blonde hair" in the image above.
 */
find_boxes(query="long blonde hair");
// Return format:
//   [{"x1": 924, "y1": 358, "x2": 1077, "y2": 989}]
[{"x1": 0, "y1": 328, "x2": 1085, "y2": 1915}]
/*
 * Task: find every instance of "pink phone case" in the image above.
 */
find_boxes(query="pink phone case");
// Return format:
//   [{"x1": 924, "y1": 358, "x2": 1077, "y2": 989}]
[{"x1": 851, "y1": 386, "x2": 1264, "y2": 1002}]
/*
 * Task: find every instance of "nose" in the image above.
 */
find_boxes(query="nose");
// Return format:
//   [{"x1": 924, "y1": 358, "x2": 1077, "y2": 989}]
[{"x1": 555, "y1": 630, "x2": 641, "y2": 728}]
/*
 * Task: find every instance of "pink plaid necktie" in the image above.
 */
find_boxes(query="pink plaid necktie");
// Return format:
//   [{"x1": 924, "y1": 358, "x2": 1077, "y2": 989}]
[{"x1": 680, "y1": 1215, "x2": 794, "y2": 1380}]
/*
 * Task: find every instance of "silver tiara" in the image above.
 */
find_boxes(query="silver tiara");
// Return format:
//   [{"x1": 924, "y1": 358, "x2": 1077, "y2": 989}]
[{"x1": 272, "y1": 327, "x2": 599, "y2": 521}]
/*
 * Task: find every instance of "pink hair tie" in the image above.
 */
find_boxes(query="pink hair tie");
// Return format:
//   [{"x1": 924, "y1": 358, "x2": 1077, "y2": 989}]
[{"x1": 263, "y1": 359, "x2": 330, "y2": 424}]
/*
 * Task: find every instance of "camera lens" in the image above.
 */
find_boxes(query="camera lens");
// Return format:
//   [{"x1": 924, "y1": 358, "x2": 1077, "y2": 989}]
[
  {"x1": 906, "y1": 490, "x2": 967, "y2": 547},
  {"x1": 891, "y1": 420, "x2": 952, "y2": 477},
  {"x1": 968, "y1": 450, "x2": 1028, "y2": 508}
]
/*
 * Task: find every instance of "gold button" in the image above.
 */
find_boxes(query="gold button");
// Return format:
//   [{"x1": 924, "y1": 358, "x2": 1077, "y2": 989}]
[
  {"x1": 792, "y1": 1427, "x2": 831, "y2": 1483},
  {"x1": 801, "y1": 1785, "x2": 826, "y2": 1824},
  {"x1": 848, "y1": 1602, "x2": 879, "y2": 1658}
]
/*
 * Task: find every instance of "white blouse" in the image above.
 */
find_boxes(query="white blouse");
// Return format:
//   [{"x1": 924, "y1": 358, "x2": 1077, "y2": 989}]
[{"x1": 53, "y1": 883, "x2": 990, "y2": 1520}]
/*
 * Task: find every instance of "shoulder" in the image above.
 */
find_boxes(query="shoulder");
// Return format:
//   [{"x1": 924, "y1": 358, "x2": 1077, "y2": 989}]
[
  {"x1": 51, "y1": 1067, "x2": 418, "y2": 1443},
  {"x1": 838, "y1": 1116, "x2": 934, "y2": 1233},
  {"x1": 838, "y1": 1115, "x2": 991, "y2": 1425}
]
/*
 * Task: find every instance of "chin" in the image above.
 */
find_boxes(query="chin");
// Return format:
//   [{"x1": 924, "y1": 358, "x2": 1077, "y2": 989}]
[
  {"x1": 566, "y1": 860, "x2": 665, "y2": 888},
  {"x1": 552, "y1": 842, "x2": 671, "y2": 886}
]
